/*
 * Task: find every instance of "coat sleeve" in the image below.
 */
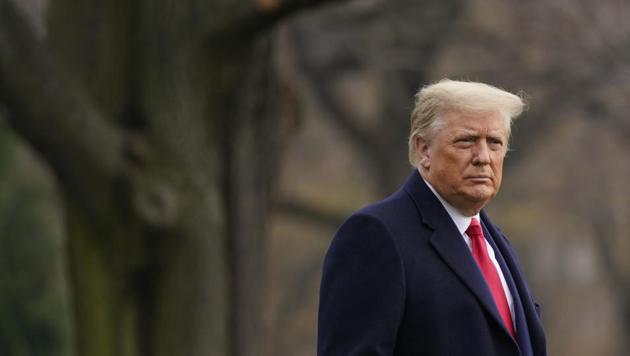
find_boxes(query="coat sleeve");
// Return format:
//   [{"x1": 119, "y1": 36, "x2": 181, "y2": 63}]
[{"x1": 317, "y1": 213, "x2": 405, "y2": 356}]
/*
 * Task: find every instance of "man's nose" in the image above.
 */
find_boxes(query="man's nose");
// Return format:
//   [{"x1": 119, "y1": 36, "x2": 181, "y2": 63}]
[{"x1": 472, "y1": 141, "x2": 491, "y2": 165}]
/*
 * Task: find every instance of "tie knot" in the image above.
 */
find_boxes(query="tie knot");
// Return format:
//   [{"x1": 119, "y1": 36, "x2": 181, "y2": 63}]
[{"x1": 466, "y1": 218, "x2": 484, "y2": 240}]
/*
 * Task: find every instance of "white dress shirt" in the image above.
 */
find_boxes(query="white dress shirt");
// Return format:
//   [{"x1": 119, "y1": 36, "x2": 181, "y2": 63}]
[{"x1": 423, "y1": 178, "x2": 515, "y2": 324}]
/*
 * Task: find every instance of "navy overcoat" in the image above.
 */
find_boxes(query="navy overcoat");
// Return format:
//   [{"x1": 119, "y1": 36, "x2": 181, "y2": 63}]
[{"x1": 318, "y1": 170, "x2": 547, "y2": 356}]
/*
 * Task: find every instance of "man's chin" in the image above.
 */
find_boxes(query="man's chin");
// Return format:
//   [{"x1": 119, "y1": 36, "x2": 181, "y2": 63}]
[{"x1": 463, "y1": 188, "x2": 495, "y2": 205}]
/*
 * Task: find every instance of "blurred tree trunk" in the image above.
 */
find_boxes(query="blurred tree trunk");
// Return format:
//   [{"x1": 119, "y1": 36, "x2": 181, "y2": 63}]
[
  {"x1": 0, "y1": 0, "x2": 335, "y2": 355},
  {"x1": 43, "y1": 2, "x2": 243, "y2": 355}
]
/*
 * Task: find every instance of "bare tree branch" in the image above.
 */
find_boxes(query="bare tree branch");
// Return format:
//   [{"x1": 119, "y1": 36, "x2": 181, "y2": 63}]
[
  {"x1": 209, "y1": 0, "x2": 346, "y2": 46},
  {"x1": 0, "y1": 0, "x2": 125, "y2": 215},
  {"x1": 251, "y1": 0, "x2": 346, "y2": 30},
  {"x1": 289, "y1": 25, "x2": 382, "y2": 160}
]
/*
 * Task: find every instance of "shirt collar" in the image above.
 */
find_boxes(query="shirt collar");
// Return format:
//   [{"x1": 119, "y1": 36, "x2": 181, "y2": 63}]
[{"x1": 422, "y1": 176, "x2": 479, "y2": 235}]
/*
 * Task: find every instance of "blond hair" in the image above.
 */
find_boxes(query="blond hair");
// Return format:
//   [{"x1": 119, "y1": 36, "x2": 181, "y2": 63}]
[{"x1": 408, "y1": 79, "x2": 525, "y2": 166}]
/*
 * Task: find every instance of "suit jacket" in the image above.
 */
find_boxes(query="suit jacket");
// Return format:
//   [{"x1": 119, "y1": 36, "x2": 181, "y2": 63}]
[{"x1": 318, "y1": 170, "x2": 547, "y2": 356}]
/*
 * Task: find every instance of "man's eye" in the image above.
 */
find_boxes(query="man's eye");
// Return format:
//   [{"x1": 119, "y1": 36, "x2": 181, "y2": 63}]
[{"x1": 488, "y1": 139, "x2": 503, "y2": 149}]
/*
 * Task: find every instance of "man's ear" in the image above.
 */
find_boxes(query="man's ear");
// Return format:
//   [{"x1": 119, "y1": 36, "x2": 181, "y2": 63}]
[{"x1": 415, "y1": 136, "x2": 431, "y2": 169}]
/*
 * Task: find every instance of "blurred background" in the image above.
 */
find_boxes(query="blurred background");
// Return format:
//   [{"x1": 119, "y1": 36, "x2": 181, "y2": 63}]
[{"x1": 1, "y1": 0, "x2": 630, "y2": 355}]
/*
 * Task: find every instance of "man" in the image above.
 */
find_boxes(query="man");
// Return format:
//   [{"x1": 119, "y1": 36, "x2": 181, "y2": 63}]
[{"x1": 318, "y1": 80, "x2": 547, "y2": 356}]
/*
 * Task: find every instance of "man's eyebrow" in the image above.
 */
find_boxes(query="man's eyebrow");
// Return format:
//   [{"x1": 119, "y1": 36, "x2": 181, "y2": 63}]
[{"x1": 453, "y1": 131, "x2": 479, "y2": 138}]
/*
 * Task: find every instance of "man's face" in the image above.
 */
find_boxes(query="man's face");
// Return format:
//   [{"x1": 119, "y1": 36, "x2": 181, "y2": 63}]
[{"x1": 416, "y1": 110, "x2": 509, "y2": 216}]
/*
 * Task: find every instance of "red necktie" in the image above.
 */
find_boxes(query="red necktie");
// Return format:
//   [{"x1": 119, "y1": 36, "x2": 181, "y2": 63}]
[{"x1": 466, "y1": 218, "x2": 516, "y2": 337}]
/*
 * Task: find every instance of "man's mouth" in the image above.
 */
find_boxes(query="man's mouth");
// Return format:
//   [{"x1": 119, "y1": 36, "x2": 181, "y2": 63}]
[{"x1": 466, "y1": 176, "x2": 492, "y2": 183}]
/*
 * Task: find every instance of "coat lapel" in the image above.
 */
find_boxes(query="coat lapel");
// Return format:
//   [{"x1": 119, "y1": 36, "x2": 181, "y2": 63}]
[
  {"x1": 482, "y1": 219, "x2": 532, "y2": 356},
  {"x1": 481, "y1": 211, "x2": 547, "y2": 355},
  {"x1": 428, "y1": 225, "x2": 509, "y2": 334},
  {"x1": 403, "y1": 171, "x2": 511, "y2": 338}
]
